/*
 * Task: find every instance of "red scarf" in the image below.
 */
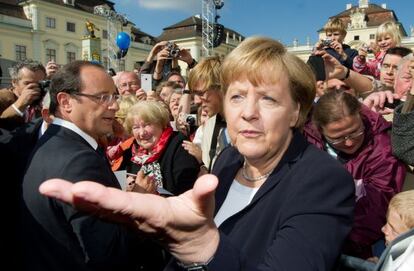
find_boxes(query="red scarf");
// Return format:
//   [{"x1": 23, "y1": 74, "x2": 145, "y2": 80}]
[{"x1": 131, "y1": 126, "x2": 173, "y2": 165}]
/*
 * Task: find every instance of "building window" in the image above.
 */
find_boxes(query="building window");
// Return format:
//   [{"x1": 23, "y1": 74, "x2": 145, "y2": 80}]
[
  {"x1": 46, "y1": 17, "x2": 56, "y2": 28},
  {"x1": 354, "y1": 35, "x2": 360, "y2": 41},
  {"x1": 102, "y1": 30, "x2": 108, "y2": 39},
  {"x1": 370, "y1": 34, "x2": 375, "y2": 39},
  {"x1": 46, "y1": 48, "x2": 56, "y2": 62},
  {"x1": 15, "y1": 45, "x2": 27, "y2": 61},
  {"x1": 67, "y1": 22, "x2": 76, "y2": 32},
  {"x1": 67, "y1": 52, "x2": 76, "y2": 63}
]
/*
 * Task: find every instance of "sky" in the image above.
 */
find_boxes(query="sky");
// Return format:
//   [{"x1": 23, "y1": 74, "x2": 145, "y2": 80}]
[{"x1": 111, "y1": 0, "x2": 414, "y2": 46}]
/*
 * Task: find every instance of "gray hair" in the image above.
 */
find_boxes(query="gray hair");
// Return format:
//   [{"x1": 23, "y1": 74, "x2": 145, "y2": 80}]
[{"x1": 9, "y1": 59, "x2": 46, "y2": 80}]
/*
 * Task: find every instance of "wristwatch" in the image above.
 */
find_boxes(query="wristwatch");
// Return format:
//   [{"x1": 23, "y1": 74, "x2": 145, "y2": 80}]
[
  {"x1": 176, "y1": 255, "x2": 213, "y2": 270},
  {"x1": 182, "y1": 89, "x2": 192, "y2": 95},
  {"x1": 188, "y1": 58, "x2": 197, "y2": 69},
  {"x1": 177, "y1": 261, "x2": 209, "y2": 270}
]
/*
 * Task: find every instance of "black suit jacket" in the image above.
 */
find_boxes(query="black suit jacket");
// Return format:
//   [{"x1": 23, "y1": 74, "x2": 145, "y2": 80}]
[
  {"x1": 1, "y1": 118, "x2": 42, "y2": 267},
  {"x1": 167, "y1": 131, "x2": 355, "y2": 271},
  {"x1": 20, "y1": 124, "x2": 145, "y2": 271}
]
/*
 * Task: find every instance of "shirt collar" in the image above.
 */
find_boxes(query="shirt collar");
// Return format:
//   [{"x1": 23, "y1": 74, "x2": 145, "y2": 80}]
[{"x1": 52, "y1": 118, "x2": 98, "y2": 150}]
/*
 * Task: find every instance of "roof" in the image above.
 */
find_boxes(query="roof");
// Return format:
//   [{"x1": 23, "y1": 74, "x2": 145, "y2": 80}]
[
  {"x1": 158, "y1": 15, "x2": 244, "y2": 41},
  {"x1": 324, "y1": 3, "x2": 407, "y2": 36},
  {"x1": 131, "y1": 26, "x2": 158, "y2": 45},
  {"x1": 0, "y1": 0, "x2": 28, "y2": 19},
  {"x1": 0, "y1": 0, "x2": 115, "y2": 18}
]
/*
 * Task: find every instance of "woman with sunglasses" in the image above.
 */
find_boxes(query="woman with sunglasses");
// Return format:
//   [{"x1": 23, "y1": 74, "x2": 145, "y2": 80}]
[{"x1": 304, "y1": 90, "x2": 406, "y2": 260}]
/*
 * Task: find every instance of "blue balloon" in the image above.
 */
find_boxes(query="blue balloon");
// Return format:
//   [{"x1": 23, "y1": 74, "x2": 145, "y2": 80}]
[{"x1": 116, "y1": 32, "x2": 130, "y2": 50}]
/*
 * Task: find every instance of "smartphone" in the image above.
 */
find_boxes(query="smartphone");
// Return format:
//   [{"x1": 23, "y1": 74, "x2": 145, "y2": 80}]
[{"x1": 141, "y1": 74, "x2": 152, "y2": 92}]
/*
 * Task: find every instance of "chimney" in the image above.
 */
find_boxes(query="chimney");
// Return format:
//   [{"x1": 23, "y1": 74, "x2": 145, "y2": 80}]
[
  {"x1": 346, "y1": 4, "x2": 352, "y2": 10},
  {"x1": 359, "y1": 0, "x2": 368, "y2": 8},
  {"x1": 381, "y1": 3, "x2": 387, "y2": 9}
]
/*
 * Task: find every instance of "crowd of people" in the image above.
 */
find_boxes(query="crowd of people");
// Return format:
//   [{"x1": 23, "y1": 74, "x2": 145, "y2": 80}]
[{"x1": 1, "y1": 17, "x2": 414, "y2": 271}]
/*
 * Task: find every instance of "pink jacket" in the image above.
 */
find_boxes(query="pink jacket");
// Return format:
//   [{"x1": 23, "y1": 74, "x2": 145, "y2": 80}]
[
  {"x1": 303, "y1": 105, "x2": 406, "y2": 258},
  {"x1": 353, "y1": 51, "x2": 385, "y2": 79}
]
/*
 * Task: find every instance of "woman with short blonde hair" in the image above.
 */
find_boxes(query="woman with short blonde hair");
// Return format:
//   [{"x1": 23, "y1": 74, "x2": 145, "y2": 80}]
[{"x1": 112, "y1": 100, "x2": 199, "y2": 196}]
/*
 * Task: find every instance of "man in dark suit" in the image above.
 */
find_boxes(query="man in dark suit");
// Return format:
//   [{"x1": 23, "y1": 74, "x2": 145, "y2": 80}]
[{"x1": 20, "y1": 61, "x2": 154, "y2": 270}]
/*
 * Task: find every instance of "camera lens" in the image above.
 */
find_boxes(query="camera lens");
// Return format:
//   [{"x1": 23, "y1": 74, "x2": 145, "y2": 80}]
[{"x1": 186, "y1": 115, "x2": 196, "y2": 126}]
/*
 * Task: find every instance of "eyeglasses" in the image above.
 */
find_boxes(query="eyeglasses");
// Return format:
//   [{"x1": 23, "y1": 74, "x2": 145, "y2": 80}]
[
  {"x1": 191, "y1": 86, "x2": 221, "y2": 97},
  {"x1": 72, "y1": 93, "x2": 120, "y2": 104},
  {"x1": 324, "y1": 126, "x2": 365, "y2": 146},
  {"x1": 118, "y1": 81, "x2": 140, "y2": 89}
]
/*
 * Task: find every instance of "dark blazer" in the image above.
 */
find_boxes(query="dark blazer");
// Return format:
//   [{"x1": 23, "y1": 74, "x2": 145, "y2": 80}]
[
  {"x1": 120, "y1": 132, "x2": 200, "y2": 195},
  {"x1": 326, "y1": 44, "x2": 358, "y2": 70},
  {"x1": 20, "y1": 124, "x2": 153, "y2": 271},
  {"x1": 1, "y1": 118, "x2": 43, "y2": 267},
  {"x1": 171, "y1": 131, "x2": 355, "y2": 271}
]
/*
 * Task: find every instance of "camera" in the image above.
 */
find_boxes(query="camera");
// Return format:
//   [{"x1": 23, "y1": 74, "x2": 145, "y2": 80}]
[
  {"x1": 363, "y1": 45, "x2": 373, "y2": 54},
  {"x1": 38, "y1": 80, "x2": 51, "y2": 96},
  {"x1": 322, "y1": 39, "x2": 332, "y2": 47},
  {"x1": 384, "y1": 99, "x2": 402, "y2": 109},
  {"x1": 32, "y1": 80, "x2": 50, "y2": 106},
  {"x1": 166, "y1": 42, "x2": 180, "y2": 58},
  {"x1": 185, "y1": 114, "x2": 197, "y2": 127}
]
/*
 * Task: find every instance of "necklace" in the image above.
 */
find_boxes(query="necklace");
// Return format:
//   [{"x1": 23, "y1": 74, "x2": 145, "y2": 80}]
[{"x1": 242, "y1": 161, "x2": 273, "y2": 182}]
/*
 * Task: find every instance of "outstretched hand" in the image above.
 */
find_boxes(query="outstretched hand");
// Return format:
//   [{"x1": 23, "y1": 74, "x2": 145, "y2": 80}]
[{"x1": 39, "y1": 174, "x2": 220, "y2": 264}]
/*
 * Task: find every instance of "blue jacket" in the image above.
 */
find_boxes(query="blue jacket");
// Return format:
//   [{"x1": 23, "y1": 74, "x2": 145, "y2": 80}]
[{"x1": 206, "y1": 131, "x2": 354, "y2": 270}]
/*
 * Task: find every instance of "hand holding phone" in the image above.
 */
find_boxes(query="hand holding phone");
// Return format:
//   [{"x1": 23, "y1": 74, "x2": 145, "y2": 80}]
[{"x1": 141, "y1": 74, "x2": 152, "y2": 92}]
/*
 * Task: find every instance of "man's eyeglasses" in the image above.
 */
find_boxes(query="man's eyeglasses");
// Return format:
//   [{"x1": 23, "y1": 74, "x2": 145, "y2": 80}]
[
  {"x1": 324, "y1": 126, "x2": 365, "y2": 146},
  {"x1": 72, "y1": 93, "x2": 120, "y2": 104},
  {"x1": 118, "y1": 81, "x2": 140, "y2": 89}
]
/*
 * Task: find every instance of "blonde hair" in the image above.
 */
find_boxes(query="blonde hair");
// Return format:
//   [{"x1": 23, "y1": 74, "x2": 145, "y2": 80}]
[
  {"x1": 188, "y1": 56, "x2": 221, "y2": 92},
  {"x1": 388, "y1": 190, "x2": 414, "y2": 229},
  {"x1": 115, "y1": 95, "x2": 138, "y2": 125},
  {"x1": 221, "y1": 36, "x2": 316, "y2": 128},
  {"x1": 324, "y1": 18, "x2": 347, "y2": 36},
  {"x1": 124, "y1": 101, "x2": 170, "y2": 134},
  {"x1": 376, "y1": 21, "x2": 401, "y2": 45}
]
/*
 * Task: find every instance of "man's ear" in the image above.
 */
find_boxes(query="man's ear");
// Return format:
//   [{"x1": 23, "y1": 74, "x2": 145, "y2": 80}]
[
  {"x1": 11, "y1": 79, "x2": 18, "y2": 88},
  {"x1": 56, "y1": 92, "x2": 72, "y2": 114}
]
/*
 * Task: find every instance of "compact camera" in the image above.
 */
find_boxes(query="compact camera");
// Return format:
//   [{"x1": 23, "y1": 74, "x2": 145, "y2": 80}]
[
  {"x1": 32, "y1": 79, "x2": 51, "y2": 105},
  {"x1": 384, "y1": 99, "x2": 402, "y2": 109},
  {"x1": 185, "y1": 114, "x2": 197, "y2": 126},
  {"x1": 322, "y1": 39, "x2": 332, "y2": 47},
  {"x1": 38, "y1": 80, "x2": 51, "y2": 96},
  {"x1": 363, "y1": 45, "x2": 373, "y2": 54},
  {"x1": 166, "y1": 42, "x2": 180, "y2": 58}
]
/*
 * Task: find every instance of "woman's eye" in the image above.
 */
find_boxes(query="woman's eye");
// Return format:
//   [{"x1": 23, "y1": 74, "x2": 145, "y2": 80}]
[
  {"x1": 230, "y1": 94, "x2": 243, "y2": 102},
  {"x1": 262, "y1": 96, "x2": 276, "y2": 104}
]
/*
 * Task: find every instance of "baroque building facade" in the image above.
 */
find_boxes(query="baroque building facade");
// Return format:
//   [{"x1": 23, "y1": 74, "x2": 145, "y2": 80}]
[
  {"x1": 0, "y1": 0, "x2": 243, "y2": 84},
  {"x1": 0, "y1": 0, "x2": 156, "y2": 83},
  {"x1": 288, "y1": 0, "x2": 414, "y2": 61}
]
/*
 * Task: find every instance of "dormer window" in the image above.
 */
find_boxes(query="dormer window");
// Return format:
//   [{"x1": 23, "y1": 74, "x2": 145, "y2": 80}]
[{"x1": 63, "y1": 0, "x2": 75, "y2": 6}]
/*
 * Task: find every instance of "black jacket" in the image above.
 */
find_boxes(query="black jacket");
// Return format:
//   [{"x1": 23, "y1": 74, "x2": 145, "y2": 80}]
[
  {"x1": 20, "y1": 124, "x2": 147, "y2": 271},
  {"x1": 326, "y1": 43, "x2": 358, "y2": 70},
  {"x1": 120, "y1": 132, "x2": 200, "y2": 195},
  {"x1": 169, "y1": 131, "x2": 355, "y2": 271}
]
